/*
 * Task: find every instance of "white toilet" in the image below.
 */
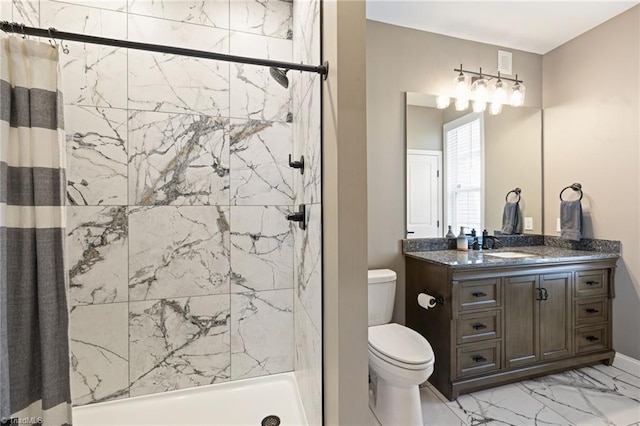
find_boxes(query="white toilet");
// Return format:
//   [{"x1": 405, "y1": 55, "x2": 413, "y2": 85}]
[{"x1": 368, "y1": 269, "x2": 435, "y2": 426}]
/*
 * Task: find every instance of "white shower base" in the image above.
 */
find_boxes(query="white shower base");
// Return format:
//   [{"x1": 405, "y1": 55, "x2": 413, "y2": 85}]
[{"x1": 72, "y1": 372, "x2": 308, "y2": 426}]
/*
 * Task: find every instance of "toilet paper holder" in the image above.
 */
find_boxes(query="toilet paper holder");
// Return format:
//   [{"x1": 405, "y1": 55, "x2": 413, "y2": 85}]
[
  {"x1": 417, "y1": 291, "x2": 446, "y2": 309},
  {"x1": 430, "y1": 294, "x2": 445, "y2": 306}
]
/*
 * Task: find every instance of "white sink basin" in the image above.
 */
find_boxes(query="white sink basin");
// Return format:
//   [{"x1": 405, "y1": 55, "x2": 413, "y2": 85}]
[{"x1": 485, "y1": 251, "x2": 536, "y2": 259}]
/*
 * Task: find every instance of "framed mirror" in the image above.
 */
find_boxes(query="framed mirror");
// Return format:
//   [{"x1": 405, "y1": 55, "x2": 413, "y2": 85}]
[{"x1": 405, "y1": 92, "x2": 542, "y2": 238}]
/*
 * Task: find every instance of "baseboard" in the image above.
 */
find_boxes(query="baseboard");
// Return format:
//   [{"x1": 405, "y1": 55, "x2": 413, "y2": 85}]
[{"x1": 613, "y1": 353, "x2": 640, "y2": 378}]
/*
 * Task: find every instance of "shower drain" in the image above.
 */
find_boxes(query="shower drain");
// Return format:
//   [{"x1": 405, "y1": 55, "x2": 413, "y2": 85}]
[{"x1": 261, "y1": 415, "x2": 281, "y2": 426}]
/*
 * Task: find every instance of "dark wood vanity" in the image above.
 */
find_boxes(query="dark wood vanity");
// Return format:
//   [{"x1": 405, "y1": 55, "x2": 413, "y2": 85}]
[{"x1": 405, "y1": 247, "x2": 618, "y2": 400}]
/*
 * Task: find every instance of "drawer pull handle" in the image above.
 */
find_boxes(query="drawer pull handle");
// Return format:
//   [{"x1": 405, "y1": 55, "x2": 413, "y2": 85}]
[
  {"x1": 585, "y1": 281, "x2": 599, "y2": 286},
  {"x1": 471, "y1": 292, "x2": 487, "y2": 298},
  {"x1": 585, "y1": 335, "x2": 600, "y2": 342},
  {"x1": 471, "y1": 355, "x2": 487, "y2": 363},
  {"x1": 472, "y1": 323, "x2": 487, "y2": 330},
  {"x1": 585, "y1": 308, "x2": 600, "y2": 314}
]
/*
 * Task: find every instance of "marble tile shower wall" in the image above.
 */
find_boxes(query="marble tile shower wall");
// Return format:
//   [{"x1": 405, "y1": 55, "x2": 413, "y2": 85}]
[
  {"x1": 291, "y1": 0, "x2": 322, "y2": 425},
  {"x1": 6, "y1": 0, "x2": 324, "y2": 405}
]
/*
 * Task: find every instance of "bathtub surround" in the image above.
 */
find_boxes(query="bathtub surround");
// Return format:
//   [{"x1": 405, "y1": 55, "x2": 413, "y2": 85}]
[
  {"x1": 67, "y1": 206, "x2": 128, "y2": 305},
  {"x1": 128, "y1": 206, "x2": 230, "y2": 301},
  {"x1": 0, "y1": 37, "x2": 72, "y2": 425},
  {"x1": 292, "y1": 0, "x2": 323, "y2": 424},
  {"x1": 127, "y1": 112, "x2": 229, "y2": 206},
  {"x1": 7, "y1": 0, "x2": 321, "y2": 408},
  {"x1": 129, "y1": 295, "x2": 231, "y2": 397}
]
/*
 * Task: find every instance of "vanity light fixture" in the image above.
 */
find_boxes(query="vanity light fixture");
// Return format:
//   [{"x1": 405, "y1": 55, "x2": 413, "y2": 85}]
[
  {"x1": 471, "y1": 70, "x2": 489, "y2": 113},
  {"x1": 510, "y1": 78, "x2": 526, "y2": 107},
  {"x1": 455, "y1": 98, "x2": 469, "y2": 111},
  {"x1": 451, "y1": 65, "x2": 525, "y2": 114},
  {"x1": 493, "y1": 75, "x2": 508, "y2": 104},
  {"x1": 453, "y1": 69, "x2": 470, "y2": 99},
  {"x1": 473, "y1": 100, "x2": 487, "y2": 113},
  {"x1": 436, "y1": 95, "x2": 451, "y2": 109},
  {"x1": 471, "y1": 71, "x2": 489, "y2": 103},
  {"x1": 489, "y1": 102, "x2": 503, "y2": 115},
  {"x1": 489, "y1": 74, "x2": 507, "y2": 115}
]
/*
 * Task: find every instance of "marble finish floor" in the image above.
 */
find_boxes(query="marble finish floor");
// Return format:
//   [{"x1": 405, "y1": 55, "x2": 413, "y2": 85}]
[{"x1": 371, "y1": 364, "x2": 640, "y2": 425}]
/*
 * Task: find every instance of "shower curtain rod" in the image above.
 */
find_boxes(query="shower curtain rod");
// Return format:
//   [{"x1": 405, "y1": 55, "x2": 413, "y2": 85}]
[{"x1": 0, "y1": 21, "x2": 329, "y2": 76}]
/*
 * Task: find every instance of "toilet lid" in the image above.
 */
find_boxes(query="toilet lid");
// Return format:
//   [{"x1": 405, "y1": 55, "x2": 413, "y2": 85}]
[{"x1": 368, "y1": 323, "x2": 434, "y2": 365}]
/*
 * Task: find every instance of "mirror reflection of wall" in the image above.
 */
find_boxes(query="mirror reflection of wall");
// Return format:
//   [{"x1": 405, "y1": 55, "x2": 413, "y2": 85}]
[{"x1": 405, "y1": 92, "x2": 542, "y2": 238}]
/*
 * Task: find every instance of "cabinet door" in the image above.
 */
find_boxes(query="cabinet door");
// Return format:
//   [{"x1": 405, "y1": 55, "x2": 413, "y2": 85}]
[
  {"x1": 505, "y1": 275, "x2": 540, "y2": 368},
  {"x1": 539, "y1": 273, "x2": 572, "y2": 360}
]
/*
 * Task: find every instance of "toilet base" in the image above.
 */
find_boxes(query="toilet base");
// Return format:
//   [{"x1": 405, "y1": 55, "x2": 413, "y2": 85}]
[{"x1": 370, "y1": 378, "x2": 423, "y2": 426}]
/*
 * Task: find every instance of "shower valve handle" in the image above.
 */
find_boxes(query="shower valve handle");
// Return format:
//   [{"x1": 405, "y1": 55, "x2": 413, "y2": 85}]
[
  {"x1": 288, "y1": 154, "x2": 305, "y2": 174},
  {"x1": 287, "y1": 204, "x2": 306, "y2": 230}
]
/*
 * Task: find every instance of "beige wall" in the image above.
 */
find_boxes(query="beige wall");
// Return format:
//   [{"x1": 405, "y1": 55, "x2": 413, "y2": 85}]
[
  {"x1": 542, "y1": 6, "x2": 640, "y2": 358},
  {"x1": 322, "y1": 1, "x2": 370, "y2": 424},
  {"x1": 407, "y1": 105, "x2": 444, "y2": 151},
  {"x1": 367, "y1": 21, "x2": 543, "y2": 323}
]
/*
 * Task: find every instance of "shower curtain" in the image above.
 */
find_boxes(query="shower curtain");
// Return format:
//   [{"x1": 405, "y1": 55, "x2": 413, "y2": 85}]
[{"x1": 0, "y1": 36, "x2": 72, "y2": 426}]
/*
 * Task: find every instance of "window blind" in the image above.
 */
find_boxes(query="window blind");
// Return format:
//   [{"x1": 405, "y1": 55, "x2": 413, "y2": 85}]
[{"x1": 444, "y1": 113, "x2": 483, "y2": 233}]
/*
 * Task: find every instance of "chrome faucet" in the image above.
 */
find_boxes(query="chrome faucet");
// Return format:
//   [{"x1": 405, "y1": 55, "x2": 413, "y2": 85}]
[{"x1": 483, "y1": 236, "x2": 501, "y2": 249}]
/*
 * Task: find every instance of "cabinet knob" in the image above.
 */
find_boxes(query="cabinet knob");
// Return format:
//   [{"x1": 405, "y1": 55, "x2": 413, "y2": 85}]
[
  {"x1": 585, "y1": 280, "x2": 599, "y2": 286},
  {"x1": 471, "y1": 323, "x2": 487, "y2": 330},
  {"x1": 471, "y1": 292, "x2": 487, "y2": 298},
  {"x1": 585, "y1": 335, "x2": 599, "y2": 342},
  {"x1": 471, "y1": 355, "x2": 487, "y2": 363},
  {"x1": 585, "y1": 308, "x2": 599, "y2": 314}
]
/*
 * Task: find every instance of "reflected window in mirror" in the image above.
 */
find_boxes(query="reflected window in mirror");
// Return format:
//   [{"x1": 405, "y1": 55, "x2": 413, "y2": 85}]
[{"x1": 444, "y1": 113, "x2": 484, "y2": 233}]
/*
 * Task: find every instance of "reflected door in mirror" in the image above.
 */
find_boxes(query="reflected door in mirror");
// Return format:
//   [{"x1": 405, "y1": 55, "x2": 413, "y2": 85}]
[{"x1": 407, "y1": 149, "x2": 442, "y2": 238}]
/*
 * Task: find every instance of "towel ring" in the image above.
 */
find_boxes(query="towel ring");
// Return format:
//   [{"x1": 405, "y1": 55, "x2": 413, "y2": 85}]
[
  {"x1": 505, "y1": 188, "x2": 521, "y2": 203},
  {"x1": 559, "y1": 183, "x2": 583, "y2": 201}
]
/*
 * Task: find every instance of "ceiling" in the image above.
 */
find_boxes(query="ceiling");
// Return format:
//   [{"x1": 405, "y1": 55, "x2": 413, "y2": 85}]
[{"x1": 366, "y1": 1, "x2": 639, "y2": 54}]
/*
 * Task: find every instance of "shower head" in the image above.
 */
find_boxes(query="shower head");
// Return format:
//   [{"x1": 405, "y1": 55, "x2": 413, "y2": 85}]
[{"x1": 269, "y1": 67, "x2": 289, "y2": 89}]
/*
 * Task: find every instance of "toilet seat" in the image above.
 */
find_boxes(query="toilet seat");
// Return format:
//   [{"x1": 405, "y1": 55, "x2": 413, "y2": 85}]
[{"x1": 368, "y1": 323, "x2": 434, "y2": 370}]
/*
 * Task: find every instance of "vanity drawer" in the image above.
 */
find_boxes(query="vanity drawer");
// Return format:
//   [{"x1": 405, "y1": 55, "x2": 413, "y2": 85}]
[
  {"x1": 458, "y1": 279, "x2": 501, "y2": 311},
  {"x1": 575, "y1": 270, "x2": 608, "y2": 298},
  {"x1": 457, "y1": 310, "x2": 502, "y2": 345},
  {"x1": 456, "y1": 341, "x2": 501, "y2": 378},
  {"x1": 575, "y1": 298, "x2": 608, "y2": 326},
  {"x1": 575, "y1": 325, "x2": 608, "y2": 354}
]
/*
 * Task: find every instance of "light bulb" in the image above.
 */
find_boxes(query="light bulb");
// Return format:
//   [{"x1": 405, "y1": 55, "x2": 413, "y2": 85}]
[
  {"x1": 489, "y1": 102, "x2": 502, "y2": 115},
  {"x1": 473, "y1": 100, "x2": 486, "y2": 113},
  {"x1": 493, "y1": 79, "x2": 508, "y2": 105},
  {"x1": 510, "y1": 82, "x2": 526, "y2": 107},
  {"x1": 472, "y1": 77, "x2": 489, "y2": 103},
  {"x1": 455, "y1": 98, "x2": 469, "y2": 111},
  {"x1": 454, "y1": 73, "x2": 469, "y2": 99},
  {"x1": 436, "y1": 95, "x2": 450, "y2": 109}
]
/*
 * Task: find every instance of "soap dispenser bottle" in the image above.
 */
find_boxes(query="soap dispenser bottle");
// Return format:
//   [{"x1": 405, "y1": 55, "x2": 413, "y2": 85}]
[
  {"x1": 456, "y1": 226, "x2": 468, "y2": 251},
  {"x1": 445, "y1": 225, "x2": 456, "y2": 238}
]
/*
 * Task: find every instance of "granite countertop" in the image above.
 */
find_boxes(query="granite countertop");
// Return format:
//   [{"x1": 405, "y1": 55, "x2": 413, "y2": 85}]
[{"x1": 404, "y1": 246, "x2": 619, "y2": 269}]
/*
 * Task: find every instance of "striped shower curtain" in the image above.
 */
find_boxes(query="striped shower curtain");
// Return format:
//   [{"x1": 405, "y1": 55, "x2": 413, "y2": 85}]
[{"x1": 0, "y1": 36, "x2": 72, "y2": 425}]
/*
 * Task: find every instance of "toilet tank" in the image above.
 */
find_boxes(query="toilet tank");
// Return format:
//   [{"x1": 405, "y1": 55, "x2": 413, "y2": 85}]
[{"x1": 368, "y1": 269, "x2": 397, "y2": 326}]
